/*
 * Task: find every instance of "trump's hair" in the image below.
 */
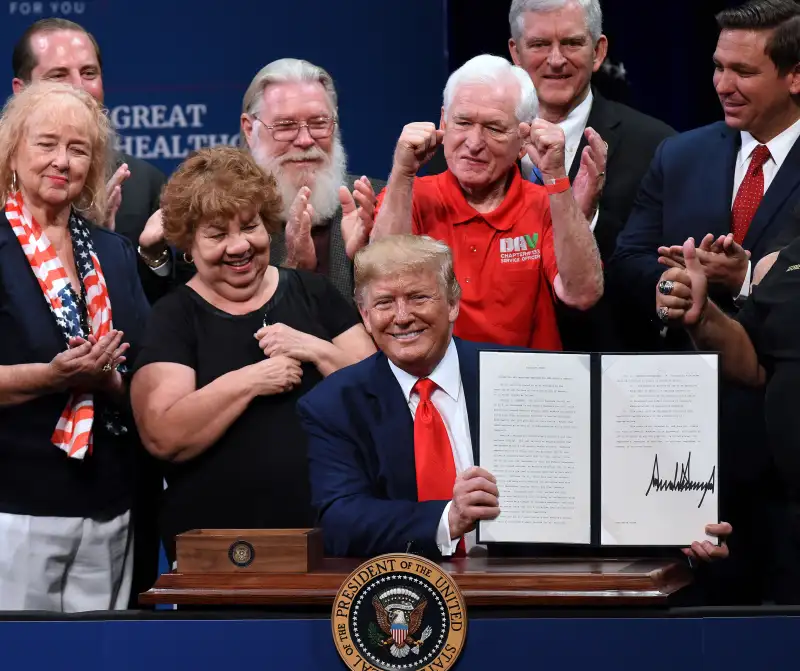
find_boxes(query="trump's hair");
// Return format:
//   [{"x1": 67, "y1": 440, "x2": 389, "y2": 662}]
[
  {"x1": 442, "y1": 54, "x2": 538, "y2": 124},
  {"x1": 0, "y1": 81, "x2": 113, "y2": 224},
  {"x1": 354, "y1": 235, "x2": 461, "y2": 307},
  {"x1": 509, "y1": 0, "x2": 603, "y2": 45}
]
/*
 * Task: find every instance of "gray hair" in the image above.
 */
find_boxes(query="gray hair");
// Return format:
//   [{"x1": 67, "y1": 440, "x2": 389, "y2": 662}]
[
  {"x1": 241, "y1": 58, "x2": 339, "y2": 118},
  {"x1": 509, "y1": 0, "x2": 603, "y2": 44},
  {"x1": 443, "y1": 54, "x2": 538, "y2": 124},
  {"x1": 354, "y1": 235, "x2": 461, "y2": 307}
]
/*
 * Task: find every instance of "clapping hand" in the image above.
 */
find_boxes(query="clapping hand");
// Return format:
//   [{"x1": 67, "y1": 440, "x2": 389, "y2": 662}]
[
  {"x1": 340, "y1": 176, "x2": 377, "y2": 259},
  {"x1": 103, "y1": 164, "x2": 131, "y2": 231},
  {"x1": 571, "y1": 127, "x2": 607, "y2": 220},
  {"x1": 655, "y1": 237, "x2": 709, "y2": 327},
  {"x1": 659, "y1": 233, "x2": 750, "y2": 294},
  {"x1": 50, "y1": 330, "x2": 129, "y2": 394},
  {"x1": 285, "y1": 186, "x2": 316, "y2": 270}
]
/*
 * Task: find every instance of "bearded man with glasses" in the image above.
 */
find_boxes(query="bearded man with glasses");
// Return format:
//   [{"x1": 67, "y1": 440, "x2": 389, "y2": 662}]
[{"x1": 238, "y1": 58, "x2": 387, "y2": 301}]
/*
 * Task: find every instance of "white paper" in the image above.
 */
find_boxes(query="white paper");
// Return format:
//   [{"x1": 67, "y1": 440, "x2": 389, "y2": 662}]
[
  {"x1": 600, "y1": 354, "x2": 719, "y2": 546},
  {"x1": 478, "y1": 351, "x2": 592, "y2": 544}
]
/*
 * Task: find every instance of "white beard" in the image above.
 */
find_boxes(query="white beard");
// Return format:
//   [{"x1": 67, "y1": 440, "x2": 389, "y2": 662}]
[{"x1": 250, "y1": 133, "x2": 348, "y2": 228}]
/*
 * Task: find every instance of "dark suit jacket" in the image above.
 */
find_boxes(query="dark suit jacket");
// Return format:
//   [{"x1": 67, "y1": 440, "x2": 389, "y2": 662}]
[
  {"x1": 554, "y1": 93, "x2": 674, "y2": 352},
  {"x1": 297, "y1": 337, "x2": 484, "y2": 559},
  {"x1": 608, "y1": 121, "x2": 800, "y2": 349},
  {"x1": 608, "y1": 121, "x2": 800, "y2": 493},
  {"x1": 269, "y1": 174, "x2": 386, "y2": 301},
  {"x1": 111, "y1": 153, "x2": 194, "y2": 304}
]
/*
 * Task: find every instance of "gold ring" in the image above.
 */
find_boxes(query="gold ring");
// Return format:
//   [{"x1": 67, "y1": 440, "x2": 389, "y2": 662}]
[{"x1": 102, "y1": 363, "x2": 113, "y2": 372}]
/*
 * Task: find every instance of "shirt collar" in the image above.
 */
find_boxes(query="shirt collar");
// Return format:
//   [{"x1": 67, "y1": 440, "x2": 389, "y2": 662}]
[
  {"x1": 387, "y1": 337, "x2": 461, "y2": 403},
  {"x1": 739, "y1": 115, "x2": 800, "y2": 170},
  {"x1": 440, "y1": 165, "x2": 525, "y2": 231},
  {"x1": 561, "y1": 88, "x2": 594, "y2": 151}
]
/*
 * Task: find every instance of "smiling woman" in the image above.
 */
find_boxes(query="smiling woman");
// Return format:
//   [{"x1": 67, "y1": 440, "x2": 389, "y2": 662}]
[
  {"x1": 0, "y1": 82, "x2": 151, "y2": 612},
  {"x1": 129, "y1": 146, "x2": 376, "y2": 563}
]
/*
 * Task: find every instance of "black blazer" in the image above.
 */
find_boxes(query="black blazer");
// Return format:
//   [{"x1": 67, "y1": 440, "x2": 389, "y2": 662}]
[
  {"x1": 112, "y1": 153, "x2": 194, "y2": 304},
  {"x1": 555, "y1": 92, "x2": 675, "y2": 352}
]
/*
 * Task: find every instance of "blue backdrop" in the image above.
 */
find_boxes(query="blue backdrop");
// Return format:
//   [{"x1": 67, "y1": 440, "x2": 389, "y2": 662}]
[{"x1": 2, "y1": 0, "x2": 449, "y2": 180}]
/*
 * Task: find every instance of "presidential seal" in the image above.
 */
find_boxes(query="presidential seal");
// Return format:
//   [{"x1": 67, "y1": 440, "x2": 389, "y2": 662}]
[
  {"x1": 332, "y1": 554, "x2": 467, "y2": 671},
  {"x1": 228, "y1": 540, "x2": 255, "y2": 568}
]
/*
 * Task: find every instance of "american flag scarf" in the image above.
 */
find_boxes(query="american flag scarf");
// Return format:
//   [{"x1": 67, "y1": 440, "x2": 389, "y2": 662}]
[{"x1": 5, "y1": 190, "x2": 115, "y2": 460}]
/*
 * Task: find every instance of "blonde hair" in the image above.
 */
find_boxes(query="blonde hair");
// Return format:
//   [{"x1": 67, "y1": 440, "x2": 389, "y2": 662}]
[
  {"x1": 354, "y1": 234, "x2": 461, "y2": 306},
  {"x1": 0, "y1": 81, "x2": 114, "y2": 223}
]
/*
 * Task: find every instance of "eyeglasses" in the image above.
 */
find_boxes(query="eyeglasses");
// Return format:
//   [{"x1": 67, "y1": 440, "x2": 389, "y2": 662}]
[{"x1": 253, "y1": 115, "x2": 336, "y2": 142}]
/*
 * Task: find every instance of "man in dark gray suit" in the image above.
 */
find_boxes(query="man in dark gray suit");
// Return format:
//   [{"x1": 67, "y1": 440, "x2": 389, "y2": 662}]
[
  {"x1": 240, "y1": 58, "x2": 386, "y2": 300},
  {"x1": 11, "y1": 18, "x2": 174, "y2": 304}
]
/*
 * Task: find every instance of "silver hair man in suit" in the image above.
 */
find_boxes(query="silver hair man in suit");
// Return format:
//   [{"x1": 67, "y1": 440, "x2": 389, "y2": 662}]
[{"x1": 239, "y1": 58, "x2": 387, "y2": 300}]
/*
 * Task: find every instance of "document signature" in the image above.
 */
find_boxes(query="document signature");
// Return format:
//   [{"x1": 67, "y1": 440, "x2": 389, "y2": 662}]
[{"x1": 645, "y1": 452, "x2": 716, "y2": 508}]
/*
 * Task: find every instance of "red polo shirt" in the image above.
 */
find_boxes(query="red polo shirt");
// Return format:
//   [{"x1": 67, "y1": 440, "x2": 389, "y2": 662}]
[{"x1": 376, "y1": 167, "x2": 561, "y2": 350}]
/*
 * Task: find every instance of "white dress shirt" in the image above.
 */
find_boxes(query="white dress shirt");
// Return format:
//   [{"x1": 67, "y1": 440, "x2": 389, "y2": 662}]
[
  {"x1": 732, "y1": 117, "x2": 800, "y2": 302},
  {"x1": 387, "y1": 338, "x2": 476, "y2": 556},
  {"x1": 521, "y1": 90, "x2": 599, "y2": 231}
]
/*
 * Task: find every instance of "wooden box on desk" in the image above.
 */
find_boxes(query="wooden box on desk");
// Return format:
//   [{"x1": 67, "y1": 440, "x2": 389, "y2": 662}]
[{"x1": 176, "y1": 529, "x2": 323, "y2": 574}]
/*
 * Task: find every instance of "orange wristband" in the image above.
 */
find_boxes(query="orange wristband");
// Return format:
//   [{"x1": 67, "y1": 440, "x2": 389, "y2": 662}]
[{"x1": 545, "y1": 177, "x2": 571, "y2": 195}]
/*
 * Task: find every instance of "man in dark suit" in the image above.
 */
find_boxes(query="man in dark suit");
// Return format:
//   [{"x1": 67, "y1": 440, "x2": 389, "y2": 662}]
[
  {"x1": 508, "y1": 0, "x2": 675, "y2": 352},
  {"x1": 297, "y1": 234, "x2": 730, "y2": 563},
  {"x1": 609, "y1": 0, "x2": 800, "y2": 603},
  {"x1": 240, "y1": 58, "x2": 386, "y2": 301},
  {"x1": 10, "y1": 18, "x2": 179, "y2": 305}
]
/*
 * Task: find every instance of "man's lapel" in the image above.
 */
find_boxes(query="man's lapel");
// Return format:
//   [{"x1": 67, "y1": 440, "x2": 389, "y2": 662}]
[
  {"x1": 697, "y1": 125, "x2": 740, "y2": 243},
  {"x1": 367, "y1": 352, "x2": 418, "y2": 500},
  {"x1": 454, "y1": 338, "x2": 479, "y2": 465},
  {"x1": 567, "y1": 92, "x2": 621, "y2": 184},
  {"x1": 745, "y1": 135, "x2": 800, "y2": 253}
]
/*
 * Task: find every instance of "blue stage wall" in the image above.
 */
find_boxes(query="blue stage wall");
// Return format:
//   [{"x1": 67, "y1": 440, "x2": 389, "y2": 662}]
[
  {"x1": 2, "y1": 0, "x2": 449, "y2": 180},
  {"x1": 1, "y1": 616, "x2": 800, "y2": 670}
]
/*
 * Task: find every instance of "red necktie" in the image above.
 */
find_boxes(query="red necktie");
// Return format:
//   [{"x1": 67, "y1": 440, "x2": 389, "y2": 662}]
[
  {"x1": 732, "y1": 144, "x2": 771, "y2": 245},
  {"x1": 412, "y1": 378, "x2": 465, "y2": 557}
]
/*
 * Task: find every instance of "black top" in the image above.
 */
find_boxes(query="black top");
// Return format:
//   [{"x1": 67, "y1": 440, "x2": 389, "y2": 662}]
[
  {"x1": 0, "y1": 217, "x2": 150, "y2": 519},
  {"x1": 737, "y1": 237, "x2": 800, "y2": 494},
  {"x1": 133, "y1": 268, "x2": 361, "y2": 558}
]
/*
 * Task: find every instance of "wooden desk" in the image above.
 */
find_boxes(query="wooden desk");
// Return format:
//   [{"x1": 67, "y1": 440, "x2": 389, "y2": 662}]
[{"x1": 140, "y1": 557, "x2": 691, "y2": 607}]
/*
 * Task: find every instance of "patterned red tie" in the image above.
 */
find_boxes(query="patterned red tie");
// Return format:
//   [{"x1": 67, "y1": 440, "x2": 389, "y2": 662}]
[
  {"x1": 731, "y1": 144, "x2": 771, "y2": 245},
  {"x1": 413, "y1": 378, "x2": 466, "y2": 557}
]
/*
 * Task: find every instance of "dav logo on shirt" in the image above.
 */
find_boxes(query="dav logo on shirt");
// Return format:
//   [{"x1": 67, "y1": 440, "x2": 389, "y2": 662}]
[{"x1": 499, "y1": 234, "x2": 541, "y2": 264}]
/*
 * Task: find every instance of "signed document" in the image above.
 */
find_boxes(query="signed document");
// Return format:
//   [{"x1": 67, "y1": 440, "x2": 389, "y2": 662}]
[
  {"x1": 476, "y1": 350, "x2": 719, "y2": 548},
  {"x1": 477, "y1": 351, "x2": 592, "y2": 544},
  {"x1": 600, "y1": 354, "x2": 718, "y2": 546}
]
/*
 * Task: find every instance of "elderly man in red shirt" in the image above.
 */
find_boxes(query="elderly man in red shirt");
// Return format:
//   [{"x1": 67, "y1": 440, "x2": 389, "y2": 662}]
[{"x1": 369, "y1": 54, "x2": 605, "y2": 349}]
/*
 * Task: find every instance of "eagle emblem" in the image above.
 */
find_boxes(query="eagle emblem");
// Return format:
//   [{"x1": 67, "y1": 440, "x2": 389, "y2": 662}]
[{"x1": 370, "y1": 588, "x2": 433, "y2": 659}]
